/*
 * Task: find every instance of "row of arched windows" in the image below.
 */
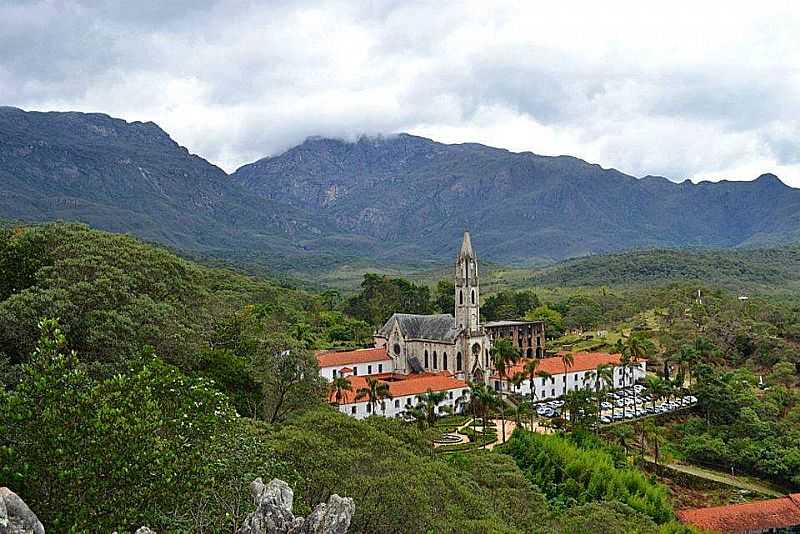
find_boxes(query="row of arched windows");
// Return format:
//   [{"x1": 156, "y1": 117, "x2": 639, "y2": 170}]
[{"x1": 423, "y1": 349, "x2": 465, "y2": 371}]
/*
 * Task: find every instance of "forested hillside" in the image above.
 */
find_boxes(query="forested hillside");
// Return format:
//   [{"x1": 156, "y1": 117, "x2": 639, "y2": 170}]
[
  {"x1": 526, "y1": 247, "x2": 800, "y2": 291},
  {"x1": 0, "y1": 223, "x2": 698, "y2": 533}
]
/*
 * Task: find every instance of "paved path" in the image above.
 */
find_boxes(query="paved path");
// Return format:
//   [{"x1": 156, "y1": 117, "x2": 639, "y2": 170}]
[{"x1": 644, "y1": 456, "x2": 785, "y2": 497}]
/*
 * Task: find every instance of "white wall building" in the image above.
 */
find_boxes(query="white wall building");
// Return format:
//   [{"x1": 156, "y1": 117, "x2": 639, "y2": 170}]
[
  {"x1": 493, "y1": 352, "x2": 647, "y2": 401},
  {"x1": 331, "y1": 373, "x2": 470, "y2": 420},
  {"x1": 316, "y1": 347, "x2": 394, "y2": 381}
]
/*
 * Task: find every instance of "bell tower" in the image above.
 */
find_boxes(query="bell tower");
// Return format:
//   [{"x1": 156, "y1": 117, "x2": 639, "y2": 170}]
[{"x1": 454, "y1": 230, "x2": 480, "y2": 333}]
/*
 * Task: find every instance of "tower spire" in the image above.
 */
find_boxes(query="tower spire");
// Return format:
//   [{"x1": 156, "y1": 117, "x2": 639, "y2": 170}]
[{"x1": 459, "y1": 229, "x2": 474, "y2": 259}]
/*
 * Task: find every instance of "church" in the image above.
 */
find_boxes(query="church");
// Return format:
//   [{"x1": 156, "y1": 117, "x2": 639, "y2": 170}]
[
  {"x1": 317, "y1": 230, "x2": 646, "y2": 420},
  {"x1": 373, "y1": 230, "x2": 544, "y2": 382}
]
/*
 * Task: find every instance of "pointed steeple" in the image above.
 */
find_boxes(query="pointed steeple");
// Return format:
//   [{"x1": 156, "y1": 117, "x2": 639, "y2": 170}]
[{"x1": 459, "y1": 230, "x2": 474, "y2": 260}]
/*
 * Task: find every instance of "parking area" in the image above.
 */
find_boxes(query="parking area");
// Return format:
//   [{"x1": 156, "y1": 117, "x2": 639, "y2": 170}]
[{"x1": 534, "y1": 384, "x2": 698, "y2": 424}]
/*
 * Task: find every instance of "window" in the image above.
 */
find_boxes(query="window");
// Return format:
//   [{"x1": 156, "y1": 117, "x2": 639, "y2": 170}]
[
  {"x1": 366, "y1": 403, "x2": 371, "y2": 413},
  {"x1": 353, "y1": 367, "x2": 358, "y2": 375},
  {"x1": 459, "y1": 290, "x2": 463, "y2": 305},
  {"x1": 393, "y1": 343, "x2": 401, "y2": 356},
  {"x1": 351, "y1": 406, "x2": 356, "y2": 414},
  {"x1": 406, "y1": 398, "x2": 412, "y2": 406},
  {"x1": 424, "y1": 350, "x2": 429, "y2": 368},
  {"x1": 378, "y1": 364, "x2": 383, "y2": 373},
  {"x1": 332, "y1": 369, "x2": 337, "y2": 378},
  {"x1": 457, "y1": 352, "x2": 463, "y2": 371},
  {"x1": 541, "y1": 377, "x2": 546, "y2": 386},
  {"x1": 471, "y1": 289, "x2": 475, "y2": 304},
  {"x1": 449, "y1": 392, "x2": 453, "y2": 399},
  {"x1": 443, "y1": 353, "x2": 448, "y2": 370},
  {"x1": 367, "y1": 365, "x2": 372, "y2": 374},
  {"x1": 433, "y1": 351, "x2": 438, "y2": 369},
  {"x1": 551, "y1": 389, "x2": 555, "y2": 396},
  {"x1": 394, "y1": 399, "x2": 400, "y2": 409}
]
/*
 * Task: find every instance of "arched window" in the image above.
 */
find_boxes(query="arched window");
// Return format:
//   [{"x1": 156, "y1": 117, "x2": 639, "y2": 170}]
[
  {"x1": 526, "y1": 348, "x2": 533, "y2": 358},
  {"x1": 443, "y1": 353, "x2": 448, "y2": 370},
  {"x1": 424, "y1": 350, "x2": 429, "y2": 368},
  {"x1": 456, "y1": 352, "x2": 463, "y2": 371},
  {"x1": 393, "y1": 343, "x2": 401, "y2": 356},
  {"x1": 433, "y1": 351, "x2": 438, "y2": 369},
  {"x1": 471, "y1": 289, "x2": 475, "y2": 304},
  {"x1": 459, "y1": 290, "x2": 463, "y2": 305}
]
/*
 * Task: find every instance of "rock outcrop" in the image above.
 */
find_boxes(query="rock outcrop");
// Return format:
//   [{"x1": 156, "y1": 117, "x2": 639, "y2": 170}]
[
  {"x1": 0, "y1": 488, "x2": 45, "y2": 534},
  {"x1": 236, "y1": 478, "x2": 354, "y2": 534}
]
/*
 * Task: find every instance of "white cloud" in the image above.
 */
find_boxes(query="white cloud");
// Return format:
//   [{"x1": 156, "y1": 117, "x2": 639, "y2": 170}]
[{"x1": 2, "y1": 0, "x2": 800, "y2": 185}]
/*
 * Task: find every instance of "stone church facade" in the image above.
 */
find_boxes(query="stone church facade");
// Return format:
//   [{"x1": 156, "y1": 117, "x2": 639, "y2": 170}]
[{"x1": 374, "y1": 231, "x2": 543, "y2": 381}]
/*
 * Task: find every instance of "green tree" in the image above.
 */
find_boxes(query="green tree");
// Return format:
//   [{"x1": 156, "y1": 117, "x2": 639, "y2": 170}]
[
  {"x1": 491, "y1": 337, "x2": 522, "y2": 443},
  {"x1": 249, "y1": 335, "x2": 326, "y2": 424},
  {"x1": 525, "y1": 305, "x2": 564, "y2": 338},
  {"x1": 433, "y1": 278, "x2": 455, "y2": 314},
  {"x1": 593, "y1": 363, "x2": 614, "y2": 418},
  {"x1": 405, "y1": 389, "x2": 450, "y2": 429},
  {"x1": 623, "y1": 335, "x2": 654, "y2": 415},
  {"x1": 329, "y1": 375, "x2": 353, "y2": 404},
  {"x1": 0, "y1": 319, "x2": 284, "y2": 532},
  {"x1": 467, "y1": 382, "x2": 497, "y2": 448},
  {"x1": 355, "y1": 376, "x2": 393, "y2": 416},
  {"x1": 644, "y1": 375, "x2": 666, "y2": 412},
  {"x1": 560, "y1": 352, "x2": 575, "y2": 395}
]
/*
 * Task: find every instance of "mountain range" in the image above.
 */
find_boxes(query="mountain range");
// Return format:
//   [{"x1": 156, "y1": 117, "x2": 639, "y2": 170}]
[{"x1": 2, "y1": 106, "x2": 800, "y2": 275}]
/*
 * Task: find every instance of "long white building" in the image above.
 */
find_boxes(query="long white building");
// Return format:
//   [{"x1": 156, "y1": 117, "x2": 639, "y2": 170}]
[
  {"x1": 492, "y1": 351, "x2": 647, "y2": 400},
  {"x1": 328, "y1": 372, "x2": 470, "y2": 420}
]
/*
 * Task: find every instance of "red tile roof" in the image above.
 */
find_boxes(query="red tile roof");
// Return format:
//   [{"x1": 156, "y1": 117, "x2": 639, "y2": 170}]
[
  {"x1": 677, "y1": 494, "x2": 800, "y2": 533},
  {"x1": 492, "y1": 352, "x2": 631, "y2": 380},
  {"x1": 316, "y1": 347, "x2": 391, "y2": 367},
  {"x1": 329, "y1": 372, "x2": 468, "y2": 404}
]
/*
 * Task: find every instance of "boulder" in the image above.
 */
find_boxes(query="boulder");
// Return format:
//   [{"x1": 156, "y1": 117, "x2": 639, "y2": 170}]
[
  {"x1": 0, "y1": 488, "x2": 45, "y2": 534},
  {"x1": 236, "y1": 478, "x2": 354, "y2": 534}
]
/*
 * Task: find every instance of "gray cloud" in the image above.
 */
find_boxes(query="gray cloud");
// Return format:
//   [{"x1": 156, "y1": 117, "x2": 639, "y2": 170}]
[{"x1": 2, "y1": 0, "x2": 799, "y2": 185}]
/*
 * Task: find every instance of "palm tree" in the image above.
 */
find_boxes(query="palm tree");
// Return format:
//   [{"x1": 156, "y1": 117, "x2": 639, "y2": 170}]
[
  {"x1": 468, "y1": 382, "x2": 497, "y2": 448},
  {"x1": 523, "y1": 358, "x2": 540, "y2": 403},
  {"x1": 644, "y1": 375, "x2": 664, "y2": 412},
  {"x1": 329, "y1": 376, "x2": 353, "y2": 405},
  {"x1": 560, "y1": 352, "x2": 575, "y2": 395},
  {"x1": 610, "y1": 425, "x2": 634, "y2": 456},
  {"x1": 672, "y1": 346, "x2": 696, "y2": 388},
  {"x1": 623, "y1": 335, "x2": 654, "y2": 416},
  {"x1": 491, "y1": 338, "x2": 522, "y2": 443},
  {"x1": 594, "y1": 363, "x2": 614, "y2": 418},
  {"x1": 619, "y1": 350, "x2": 632, "y2": 417},
  {"x1": 355, "y1": 376, "x2": 392, "y2": 416},
  {"x1": 644, "y1": 420, "x2": 663, "y2": 464},
  {"x1": 407, "y1": 389, "x2": 450, "y2": 429},
  {"x1": 510, "y1": 372, "x2": 526, "y2": 425},
  {"x1": 516, "y1": 399, "x2": 535, "y2": 431}
]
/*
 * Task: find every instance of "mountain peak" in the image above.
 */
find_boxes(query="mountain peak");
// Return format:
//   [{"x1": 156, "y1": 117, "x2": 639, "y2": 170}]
[{"x1": 754, "y1": 173, "x2": 786, "y2": 187}]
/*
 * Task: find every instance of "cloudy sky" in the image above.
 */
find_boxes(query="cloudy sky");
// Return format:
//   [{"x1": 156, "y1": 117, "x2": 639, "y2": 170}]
[{"x1": 2, "y1": 0, "x2": 800, "y2": 185}]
